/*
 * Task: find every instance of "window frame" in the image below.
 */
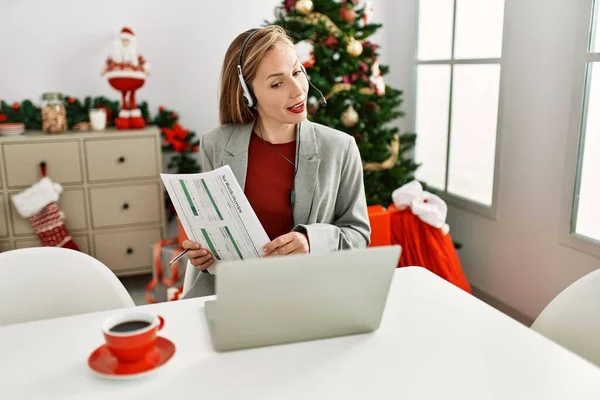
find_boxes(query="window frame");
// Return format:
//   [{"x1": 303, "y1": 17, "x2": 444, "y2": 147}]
[
  {"x1": 561, "y1": 0, "x2": 600, "y2": 257},
  {"x1": 412, "y1": 0, "x2": 507, "y2": 220}
]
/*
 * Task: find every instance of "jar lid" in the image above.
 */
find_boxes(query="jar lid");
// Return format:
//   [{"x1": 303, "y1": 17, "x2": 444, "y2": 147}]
[{"x1": 41, "y1": 92, "x2": 64, "y2": 101}]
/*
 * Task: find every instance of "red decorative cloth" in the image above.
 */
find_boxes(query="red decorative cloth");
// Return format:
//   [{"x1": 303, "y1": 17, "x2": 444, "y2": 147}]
[
  {"x1": 388, "y1": 203, "x2": 471, "y2": 294},
  {"x1": 388, "y1": 180, "x2": 471, "y2": 293}
]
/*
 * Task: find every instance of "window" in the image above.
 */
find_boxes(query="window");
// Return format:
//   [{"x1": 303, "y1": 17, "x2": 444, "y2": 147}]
[
  {"x1": 414, "y1": 0, "x2": 506, "y2": 209},
  {"x1": 572, "y1": 0, "x2": 600, "y2": 243}
]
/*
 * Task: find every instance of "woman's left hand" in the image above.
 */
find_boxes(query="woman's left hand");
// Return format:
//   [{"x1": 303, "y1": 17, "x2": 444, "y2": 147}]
[{"x1": 263, "y1": 232, "x2": 310, "y2": 257}]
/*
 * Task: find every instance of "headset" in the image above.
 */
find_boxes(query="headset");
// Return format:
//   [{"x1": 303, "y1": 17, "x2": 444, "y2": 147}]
[
  {"x1": 237, "y1": 28, "x2": 327, "y2": 208},
  {"x1": 237, "y1": 28, "x2": 327, "y2": 109}
]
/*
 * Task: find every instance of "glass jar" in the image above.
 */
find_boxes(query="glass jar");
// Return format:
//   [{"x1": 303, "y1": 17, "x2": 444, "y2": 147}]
[{"x1": 41, "y1": 92, "x2": 67, "y2": 134}]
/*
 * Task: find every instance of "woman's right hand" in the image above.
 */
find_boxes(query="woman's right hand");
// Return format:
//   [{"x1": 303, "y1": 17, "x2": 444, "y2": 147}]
[{"x1": 182, "y1": 240, "x2": 214, "y2": 271}]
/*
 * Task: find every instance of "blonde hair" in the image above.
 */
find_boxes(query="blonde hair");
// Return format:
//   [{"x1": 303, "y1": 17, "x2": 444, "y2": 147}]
[{"x1": 219, "y1": 25, "x2": 295, "y2": 125}]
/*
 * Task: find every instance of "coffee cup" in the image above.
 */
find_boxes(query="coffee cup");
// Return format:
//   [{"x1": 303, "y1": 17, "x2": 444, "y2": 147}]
[{"x1": 102, "y1": 311, "x2": 165, "y2": 363}]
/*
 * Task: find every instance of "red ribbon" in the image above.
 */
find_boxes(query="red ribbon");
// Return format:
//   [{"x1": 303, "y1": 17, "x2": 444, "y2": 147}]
[{"x1": 145, "y1": 238, "x2": 185, "y2": 304}]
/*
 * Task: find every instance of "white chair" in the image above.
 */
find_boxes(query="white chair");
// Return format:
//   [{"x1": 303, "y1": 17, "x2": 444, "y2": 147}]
[
  {"x1": 531, "y1": 268, "x2": 600, "y2": 366},
  {"x1": 0, "y1": 247, "x2": 135, "y2": 326}
]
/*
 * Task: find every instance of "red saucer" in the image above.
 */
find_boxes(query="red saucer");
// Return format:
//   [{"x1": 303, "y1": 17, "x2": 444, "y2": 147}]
[{"x1": 88, "y1": 336, "x2": 176, "y2": 379}]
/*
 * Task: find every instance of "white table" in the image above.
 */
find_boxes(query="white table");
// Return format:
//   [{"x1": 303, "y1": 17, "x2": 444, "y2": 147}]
[{"x1": 1, "y1": 267, "x2": 600, "y2": 399}]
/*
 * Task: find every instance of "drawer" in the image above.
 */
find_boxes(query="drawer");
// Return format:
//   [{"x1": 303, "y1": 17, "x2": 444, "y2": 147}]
[
  {"x1": 84, "y1": 137, "x2": 159, "y2": 182},
  {"x1": 3, "y1": 141, "x2": 82, "y2": 188},
  {"x1": 94, "y1": 227, "x2": 162, "y2": 272},
  {"x1": 0, "y1": 195, "x2": 7, "y2": 237},
  {"x1": 0, "y1": 149, "x2": 3, "y2": 189},
  {"x1": 15, "y1": 234, "x2": 90, "y2": 254},
  {"x1": 89, "y1": 183, "x2": 161, "y2": 228},
  {"x1": 0, "y1": 241, "x2": 11, "y2": 252},
  {"x1": 10, "y1": 189, "x2": 87, "y2": 235}
]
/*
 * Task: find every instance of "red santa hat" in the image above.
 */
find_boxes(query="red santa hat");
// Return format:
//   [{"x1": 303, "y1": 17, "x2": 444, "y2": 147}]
[{"x1": 120, "y1": 27, "x2": 135, "y2": 40}]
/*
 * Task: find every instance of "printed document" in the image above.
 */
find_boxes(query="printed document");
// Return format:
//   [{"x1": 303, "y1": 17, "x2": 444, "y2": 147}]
[{"x1": 160, "y1": 165, "x2": 270, "y2": 269}]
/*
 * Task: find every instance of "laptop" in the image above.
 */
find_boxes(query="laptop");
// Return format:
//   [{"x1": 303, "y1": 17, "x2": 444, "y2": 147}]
[{"x1": 203, "y1": 245, "x2": 402, "y2": 351}]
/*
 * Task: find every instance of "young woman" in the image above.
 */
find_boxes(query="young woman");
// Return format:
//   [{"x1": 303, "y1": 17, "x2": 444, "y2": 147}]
[{"x1": 181, "y1": 25, "x2": 370, "y2": 298}]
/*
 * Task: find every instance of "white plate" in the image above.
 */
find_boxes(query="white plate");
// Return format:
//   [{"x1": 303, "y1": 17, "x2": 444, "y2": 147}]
[{"x1": 0, "y1": 130, "x2": 24, "y2": 136}]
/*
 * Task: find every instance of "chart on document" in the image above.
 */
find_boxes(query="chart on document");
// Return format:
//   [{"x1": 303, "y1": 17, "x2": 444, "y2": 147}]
[{"x1": 161, "y1": 166, "x2": 270, "y2": 262}]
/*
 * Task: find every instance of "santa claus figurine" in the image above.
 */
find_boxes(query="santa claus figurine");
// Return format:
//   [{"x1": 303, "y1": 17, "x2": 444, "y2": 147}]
[{"x1": 101, "y1": 27, "x2": 150, "y2": 129}]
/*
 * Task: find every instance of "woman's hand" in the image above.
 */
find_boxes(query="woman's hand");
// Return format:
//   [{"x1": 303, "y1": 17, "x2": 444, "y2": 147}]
[
  {"x1": 263, "y1": 232, "x2": 310, "y2": 257},
  {"x1": 182, "y1": 240, "x2": 214, "y2": 271}
]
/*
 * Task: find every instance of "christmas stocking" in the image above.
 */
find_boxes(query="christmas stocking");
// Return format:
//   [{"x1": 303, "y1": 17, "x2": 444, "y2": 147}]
[{"x1": 11, "y1": 177, "x2": 80, "y2": 251}]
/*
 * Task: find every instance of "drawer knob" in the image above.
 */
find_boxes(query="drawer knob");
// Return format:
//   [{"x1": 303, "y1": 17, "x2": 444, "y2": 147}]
[
  {"x1": 122, "y1": 203, "x2": 129, "y2": 210},
  {"x1": 126, "y1": 247, "x2": 134, "y2": 255},
  {"x1": 117, "y1": 156, "x2": 126, "y2": 164}
]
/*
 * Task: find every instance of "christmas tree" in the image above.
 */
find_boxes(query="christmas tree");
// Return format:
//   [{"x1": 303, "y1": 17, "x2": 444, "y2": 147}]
[{"x1": 266, "y1": 0, "x2": 419, "y2": 205}]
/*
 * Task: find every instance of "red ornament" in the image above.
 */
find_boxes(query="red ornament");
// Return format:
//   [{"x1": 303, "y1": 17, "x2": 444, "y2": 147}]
[
  {"x1": 67, "y1": 97, "x2": 76, "y2": 104},
  {"x1": 284, "y1": 0, "x2": 295, "y2": 12},
  {"x1": 340, "y1": 6, "x2": 356, "y2": 23},
  {"x1": 362, "y1": 41, "x2": 380, "y2": 51},
  {"x1": 324, "y1": 35, "x2": 339, "y2": 48},
  {"x1": 11, "y1": 103, "x2": 20, "y2": 110},
  {"x1": 159, "y1": 105, "x2": 165, "y2": 111},
  {"x1": 171, "y1": 112, "x2": 177, "y2": 119},
  {"x1": 0, "y1": 114, "x2": 6, "y2": 122}
]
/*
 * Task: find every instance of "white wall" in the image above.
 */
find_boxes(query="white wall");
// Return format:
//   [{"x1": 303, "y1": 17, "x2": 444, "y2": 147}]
[
  {"x1": 1, "y1": 0, "x2": 392, "y2": 136},
  {"x1": 1, "y1": 0, "x2": 282, "y2": 134},
  {"x1": 383, "y1": 0, "x2": 417, "y2": 137},
  {"x1": 393, "y1": 0, "x2": 600, "y2": 321}
]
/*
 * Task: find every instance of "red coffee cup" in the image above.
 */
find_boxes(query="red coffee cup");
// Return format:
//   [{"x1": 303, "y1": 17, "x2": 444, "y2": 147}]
[{"x1": 101, "y1": 311, "x2": 165, "y2": 363}]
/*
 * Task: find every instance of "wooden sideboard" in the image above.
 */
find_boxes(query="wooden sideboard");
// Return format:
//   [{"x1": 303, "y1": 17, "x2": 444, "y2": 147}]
[{"x1": 0, "y1": 127, "x2": 166, "y2": 276}]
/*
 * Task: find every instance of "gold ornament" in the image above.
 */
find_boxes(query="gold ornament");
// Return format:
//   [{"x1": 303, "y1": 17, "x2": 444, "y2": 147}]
[
  {"x1": 346, "y1": 38, "x2": 363, "y2": 57},
  {"x1": 295, "y1": 0, "x2": 314, "y2": 15},
  {"x1": 363, "y1": 135, "x2": 400, "y2": 171},
  {"x1": 341, "y1": 105, "x2": 359, "y2": 127}
]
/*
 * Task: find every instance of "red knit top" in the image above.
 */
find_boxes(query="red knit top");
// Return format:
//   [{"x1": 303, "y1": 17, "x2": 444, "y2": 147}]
[{"x1": 244, "y1": 132, "x2": 296, "y2": 240}]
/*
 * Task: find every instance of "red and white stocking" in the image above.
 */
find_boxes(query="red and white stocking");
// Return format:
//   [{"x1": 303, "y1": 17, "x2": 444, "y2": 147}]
[{"x1": 11, "y1": 177, "x2": 80, "y2": 251}]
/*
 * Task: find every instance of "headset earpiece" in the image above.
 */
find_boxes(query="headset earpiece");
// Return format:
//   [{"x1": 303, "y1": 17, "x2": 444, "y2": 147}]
[{"x1": 238, "y1": 30, "x2": 260, "y2": 109}]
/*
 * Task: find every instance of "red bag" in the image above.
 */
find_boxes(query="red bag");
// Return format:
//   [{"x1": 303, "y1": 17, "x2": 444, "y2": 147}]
[{"x1": 388, "y1": 204, "x2": 471, "y2": 294}]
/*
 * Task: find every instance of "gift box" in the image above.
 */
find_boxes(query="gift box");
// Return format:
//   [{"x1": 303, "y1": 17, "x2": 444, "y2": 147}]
[
  {"x1": 367, "y1": 205, "x2": 391, "y2": 247},
  {"x1": 145, "y1": 240, "x2": 187, "y2": 304}
]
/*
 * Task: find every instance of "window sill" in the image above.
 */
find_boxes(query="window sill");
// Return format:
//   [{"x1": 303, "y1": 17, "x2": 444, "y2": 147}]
[{"x1": 427, "y1": 188, "x2": 499, "y2": 221}]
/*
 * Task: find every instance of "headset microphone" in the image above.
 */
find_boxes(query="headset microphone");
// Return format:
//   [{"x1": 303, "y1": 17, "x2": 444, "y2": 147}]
[
  {"x1": 309, "y1": 81, "x2": 328, "y2": 107},
  {"x1": 300, "y1": 65, "x2": 327, "y2": 108}
]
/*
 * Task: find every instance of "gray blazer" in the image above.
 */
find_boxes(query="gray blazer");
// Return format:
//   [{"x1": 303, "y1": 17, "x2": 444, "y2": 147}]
[{"x1": 182, "y1": 119, "x2": 371, "y2": 298}]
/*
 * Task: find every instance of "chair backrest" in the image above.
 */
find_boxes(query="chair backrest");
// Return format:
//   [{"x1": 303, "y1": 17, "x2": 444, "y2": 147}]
[
  {"x1": 0, "y1": 247, "x2": 135, "y2": 326},
  {"x1": 531, "y1": 268, "x2": 600, "y2": 366}
]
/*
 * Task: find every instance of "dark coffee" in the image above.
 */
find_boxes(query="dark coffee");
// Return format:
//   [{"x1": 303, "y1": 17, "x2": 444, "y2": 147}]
[{"x1": 109, "y1": 320, "x2": 151, "y2": 333}]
